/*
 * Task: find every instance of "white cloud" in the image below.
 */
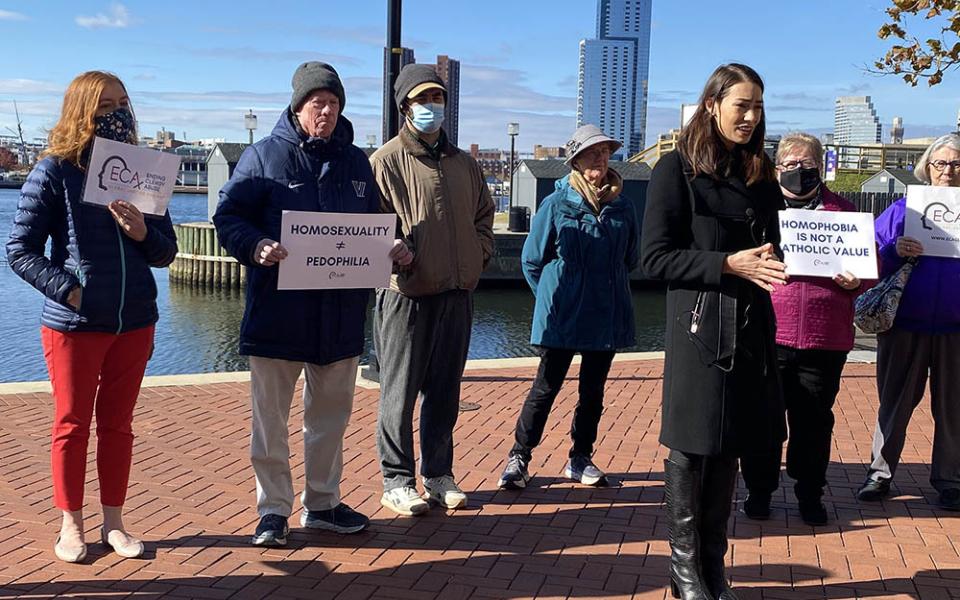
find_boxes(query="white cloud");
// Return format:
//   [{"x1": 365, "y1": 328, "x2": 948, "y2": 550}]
[
  {"x1": 0, "y1": 10, "x2": 28, "y2": 21},
  {"x1": 0, "y1": 79, "x2": 62, "y2": 95},
  {"x1": 75, "y1": 3, "x2": 135, "y2": 29}
]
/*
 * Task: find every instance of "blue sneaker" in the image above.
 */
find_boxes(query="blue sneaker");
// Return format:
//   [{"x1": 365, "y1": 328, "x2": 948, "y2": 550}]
[
  {"x1": 564, "y1": 454, "x2": 607, "y2": 486},
  {"x1": 300, "y1": 503, "x2": 369, "y2": 534},
  {"x1": 251, "y1": 514, "x2": 289, "y2": 547},
  {"x1": 497, "y1": 453, "x2": 531, "y2": 490}
]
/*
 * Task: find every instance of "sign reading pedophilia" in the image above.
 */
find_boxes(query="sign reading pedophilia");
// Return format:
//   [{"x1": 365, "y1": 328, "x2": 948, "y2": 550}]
[
  {"x1": 778, "y1": 208, "x2": 878, "y2": 279},
  {"x1": 278, "y1": 211, "x2": 396, "y2": 290},
  {"x1": 904, "y1": 185, "x2": 960, "y2": 258},
  {"x1": 81, "y1": 136, "x2": 181, "y2": 216}
]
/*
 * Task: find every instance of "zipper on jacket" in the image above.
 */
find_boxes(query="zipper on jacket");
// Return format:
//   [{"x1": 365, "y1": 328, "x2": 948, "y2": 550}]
[
  {"x1": 437, "y1": 159, "x2": 462, "y2": 286},
  {"x1": 114, "y1": 222, "x2": 127, "y2": 334}
]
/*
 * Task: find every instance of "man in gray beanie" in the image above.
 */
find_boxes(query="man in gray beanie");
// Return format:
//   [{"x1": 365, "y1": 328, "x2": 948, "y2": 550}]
[
  {"x1": 214, "y1": 61, "x2": 413, "y2": 546},
  {"x1": 370, "y1": 63, "x2": 495, "y2": 516}
]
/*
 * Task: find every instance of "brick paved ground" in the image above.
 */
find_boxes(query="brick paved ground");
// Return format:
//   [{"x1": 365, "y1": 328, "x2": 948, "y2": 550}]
[{"x1": 1, "y1": 359, "x2": 958, "y2": 599}]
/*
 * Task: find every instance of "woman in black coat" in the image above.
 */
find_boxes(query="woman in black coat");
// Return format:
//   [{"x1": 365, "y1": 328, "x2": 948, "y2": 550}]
[{"x1": 641, "y1": 64, "x2": 788, "y2": 600}]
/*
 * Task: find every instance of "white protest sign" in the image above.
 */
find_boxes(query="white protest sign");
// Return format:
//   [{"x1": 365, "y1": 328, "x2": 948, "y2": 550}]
[
  {"x1": 779, "y1": 208, "x2": 878, "y2": 279},
  {"x1": 81, "y1": 136, "x2": 181, "y2": 216},
  {"x1": 904, "y1": 185, "x2": 960, "y2": 258},
  {"x1": 278, "y1": 211, "x2": 396, "y2": 290}
]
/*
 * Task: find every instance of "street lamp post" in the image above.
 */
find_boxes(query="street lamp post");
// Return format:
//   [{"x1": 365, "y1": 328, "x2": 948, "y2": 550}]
[
  {"x1": 507, "y1": 122, "x2": 519, "y2": 214},
  {"x1": 244, "y1": 110, "x2": 257, "y2": 145}
]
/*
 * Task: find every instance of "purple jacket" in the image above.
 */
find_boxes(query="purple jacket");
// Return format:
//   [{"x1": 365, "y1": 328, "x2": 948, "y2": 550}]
[
  {"x1": 875, "y1": 198, "x2": 960, "y2": 333},
  {"x1": 772, "y1": 189, "x2": 866, "y2": 351}
]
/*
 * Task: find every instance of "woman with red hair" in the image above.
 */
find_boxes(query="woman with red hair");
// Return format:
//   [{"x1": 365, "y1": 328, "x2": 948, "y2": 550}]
[{"x1": 6, "y1": 71, "x2": 177, "y2": 562}]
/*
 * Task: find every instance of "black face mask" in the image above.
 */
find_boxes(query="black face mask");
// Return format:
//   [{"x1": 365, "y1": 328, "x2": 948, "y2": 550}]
[
  {"x1": 779, "y1": 166, "x2": 821, "y2": 197},
  {"x1": 94, "y1": 107, "x2": 136, "y2": 144}
]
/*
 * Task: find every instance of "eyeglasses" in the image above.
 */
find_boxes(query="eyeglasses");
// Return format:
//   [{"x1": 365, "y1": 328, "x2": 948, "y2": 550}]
[
  {"x1": 929, "y1": 160, "x2": 960, "y2": 172},
  {"x1": 777, "y1": 159, "x2": 818, "y2": 171}
]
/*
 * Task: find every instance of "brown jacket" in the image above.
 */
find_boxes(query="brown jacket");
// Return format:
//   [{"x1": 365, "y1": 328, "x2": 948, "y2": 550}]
[{"x1": 370, "y1": 128, "x2": 495, "y2": 297}]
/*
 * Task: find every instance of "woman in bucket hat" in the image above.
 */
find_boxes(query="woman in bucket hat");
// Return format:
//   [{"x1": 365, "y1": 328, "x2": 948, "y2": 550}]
[{"x1": 497, "y1": 124, "x2": 639, "y2": 490}]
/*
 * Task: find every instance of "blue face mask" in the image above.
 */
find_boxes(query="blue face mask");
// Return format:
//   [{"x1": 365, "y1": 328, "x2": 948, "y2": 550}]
[
  {"x1": 408, "y1": 103, "x2": 445, "y2": 134},
  {"x1": 94, "y1": 107, "x2": 136, "y2": 143}
]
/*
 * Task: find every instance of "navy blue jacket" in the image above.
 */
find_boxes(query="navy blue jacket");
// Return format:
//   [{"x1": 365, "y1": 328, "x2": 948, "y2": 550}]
[
  {"x1": 6, "y1": 155, "x2": 178, "y2": 334},
  {"x1": 213, "y1": 109, "x2": 379, "y2": 365},
  {"x1": 522, "y1": 174, "x2": 639, "y2": 351}
]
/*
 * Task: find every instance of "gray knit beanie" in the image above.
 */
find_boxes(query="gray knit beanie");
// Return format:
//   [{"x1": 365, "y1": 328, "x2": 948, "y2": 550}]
[
  {"x1": 393, "y1": 64, "x2": 446, "y2": 110},
  {"x1": 291, "y1": 62, "x2": 346, "y2": 111}
]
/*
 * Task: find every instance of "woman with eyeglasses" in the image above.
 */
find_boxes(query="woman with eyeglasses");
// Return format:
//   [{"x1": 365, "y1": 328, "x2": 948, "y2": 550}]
[
  {"x1": 738, "y1": 132, "x2": 868, "y2": 526},
  {"x1": 641, "y1": 64, "x2": 787, "y2": 600},
  {"x1": 857, "y1": 133, "x2": 960, "y2": 511}
]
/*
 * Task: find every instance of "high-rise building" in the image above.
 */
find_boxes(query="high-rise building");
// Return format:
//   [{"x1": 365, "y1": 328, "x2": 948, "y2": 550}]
[
  {"x1": 433, "y1": 55, "x2": 461, "y2": 147},
  {"x1": 381, "y1": 46, "x2": 416, "y2": 145},
  {"x1": 380, "y1": 49, "x2": 461, "y2": 147},
  {"x1": 890, "y1": 116, "x2": 904, "y2": 144},
  {"x1": 834, "y1": 96, "x2": 881, "y2": 145},
  {"x1": 577, "y1": 0, "x2": 652, "y2": 159}
]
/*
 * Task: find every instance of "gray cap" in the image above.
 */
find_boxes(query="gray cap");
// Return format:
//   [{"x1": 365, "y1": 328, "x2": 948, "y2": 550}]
[
  {"x1": 564, "y1": 124, "x2": 622, "y2": 165},
  {"x1": 291, "y1": 61, "x2": 345, "y2": 112},
  {"x1": 393, "y1": 64, "x2": 446, "y2": 110}
]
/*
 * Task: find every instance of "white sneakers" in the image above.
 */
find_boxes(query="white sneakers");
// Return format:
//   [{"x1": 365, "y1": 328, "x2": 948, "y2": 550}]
[
  {"x1": 380, "y1": 476, "x2": 468, "y2": 516},
  {"x1": 381, "y1": 486, "x2": 429, "y2": 516},
  {"x1": 423, "y1": 475, "x2": 468, "y2": 509}
]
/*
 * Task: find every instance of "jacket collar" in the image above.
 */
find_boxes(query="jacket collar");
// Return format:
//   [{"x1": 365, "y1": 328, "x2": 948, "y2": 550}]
[
  {"x1": 399, "y1": 125, "x2": 458, "y2": 159},
  {"x1": 270, "y1": 106, "x2": 355, "y2": 152},
  {"x1": 555, "y1": 174, "x2": 627, "y2": 216}
]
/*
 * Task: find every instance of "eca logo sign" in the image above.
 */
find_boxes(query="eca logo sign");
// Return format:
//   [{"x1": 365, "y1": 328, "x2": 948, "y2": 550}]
[
  {"x1": 98, "y1": 155, "x2": 144, "y2": 191},
  {"x1": 921, "y1": 202, "x2": 960, "y2": 230}
]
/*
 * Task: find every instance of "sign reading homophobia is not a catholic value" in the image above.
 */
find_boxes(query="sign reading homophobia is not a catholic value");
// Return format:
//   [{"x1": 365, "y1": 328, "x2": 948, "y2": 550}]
[
  {"x1": 278, "y1": 211, "x2": 396, "y2": 290},
  {"x1": 778, "y1": 209, "x2": 878, "y2": 279}
]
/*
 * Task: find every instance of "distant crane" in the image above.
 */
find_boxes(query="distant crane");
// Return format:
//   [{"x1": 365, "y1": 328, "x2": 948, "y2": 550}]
[{"x1": 5, "y1": 100, "x2": 29, "y2": 166}]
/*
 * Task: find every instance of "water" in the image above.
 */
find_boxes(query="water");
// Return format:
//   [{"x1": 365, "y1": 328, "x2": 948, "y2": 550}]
[{"x1": 0, "y1": 188, "x2": 665, "y2": 383}]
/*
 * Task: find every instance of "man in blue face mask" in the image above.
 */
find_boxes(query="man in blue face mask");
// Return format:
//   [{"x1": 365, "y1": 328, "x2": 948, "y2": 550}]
[{"x1": 370, "y1": 63, "x2": 495, "y2": 517}]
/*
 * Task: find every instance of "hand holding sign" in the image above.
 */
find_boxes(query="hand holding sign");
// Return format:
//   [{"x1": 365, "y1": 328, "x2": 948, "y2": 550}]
[
  {"x1": 108, "y1": 200, "x2": 147, "y2": 242},
  {"x1": 895, "y1": 236, "x2": 924, "y2": 258},
  {"x1": 389, "y1": 239, "x2": 414, "y2": 267},
  {"x1": 723, "y1": 242, "x2": 789, "y2": 292},
  {"x1": 255, "y1": 239, "x2": 289, "y2": 267}
]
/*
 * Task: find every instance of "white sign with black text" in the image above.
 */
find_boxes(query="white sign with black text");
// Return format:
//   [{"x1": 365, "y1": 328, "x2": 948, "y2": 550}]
[
  {"x1": 778, "y1": 208, "x2": 878, "y2": 279},
  {"x1": 278, "y1": 211, "x2": 396, "y2": 290},
  {"x1": 81, "y1": 136, "x2": 181, "y2": 216},
  {"x1": 904, "y1": 185, "x2": 960, "y2": 258}
]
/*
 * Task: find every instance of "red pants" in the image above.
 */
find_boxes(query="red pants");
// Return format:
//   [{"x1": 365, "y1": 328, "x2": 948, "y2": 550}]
[{"x1": 41, "y1": 325, "x2": 154, "y2": 511}]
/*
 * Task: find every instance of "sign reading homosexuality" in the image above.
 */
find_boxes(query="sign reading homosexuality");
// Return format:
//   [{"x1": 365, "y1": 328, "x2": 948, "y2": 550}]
[
  {"x1": 278, "y1": 211, "x2": 396, "y2": 290},
  {"x1": 904, "y1": 185, "x2": 960, "y2": 258},
  {"x1": 779, "y1": 208, "x2": 878, "y2": 279},
  {"x1": 81, "y1": 136, "x2": 181, "y2": 216}
]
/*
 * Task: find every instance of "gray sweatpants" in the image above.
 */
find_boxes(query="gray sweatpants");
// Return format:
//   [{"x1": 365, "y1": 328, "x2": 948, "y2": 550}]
[
  {"x1": 868, "y1": 328, "x2": 960, "y2": 492},
  {"x1": 249, "y1": 355, "x2": 359, "y2": 517},
  {"x1": 374, "y1": 288, "x2": 472, "y2": 491}
]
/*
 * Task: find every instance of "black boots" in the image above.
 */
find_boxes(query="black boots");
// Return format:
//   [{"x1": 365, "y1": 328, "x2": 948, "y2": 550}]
[
  {"x1": 665, "y1": 453, "x2": 741, "y2": 600},
  {"x1": 664, "y1": 457, "x2": 712, "y2": 600},
  {"x1": 699, "y1": 455, "x2": 740, "y2": 600}
]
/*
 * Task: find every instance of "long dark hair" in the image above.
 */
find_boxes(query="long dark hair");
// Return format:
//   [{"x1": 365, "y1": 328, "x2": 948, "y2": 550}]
[{"x1": 677, "y1": 63, "x2": 775, "y2": 186}]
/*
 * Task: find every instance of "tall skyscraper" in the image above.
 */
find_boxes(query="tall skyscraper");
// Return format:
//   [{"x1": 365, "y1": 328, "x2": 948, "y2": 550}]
[
  {"x1": 381, "y1": 46, "x2": 416, "y2": 145},
  {"x1": 833, "y1": 96, "x2": 881, "y2": 145},
  {"x1": 380, "y1": 50, "x2": 461, "y2": 147},
  {"x1": 433, "y1": 55, "x2": 461, "y2": 147},
  {"x1": 577, "y1": 0, "x2": 652, "y2": 159}
]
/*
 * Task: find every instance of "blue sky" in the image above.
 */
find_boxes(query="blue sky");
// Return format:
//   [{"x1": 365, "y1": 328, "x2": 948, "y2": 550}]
[{"x1": 1, "y1": 1, "x2": 959, "y2": 152}]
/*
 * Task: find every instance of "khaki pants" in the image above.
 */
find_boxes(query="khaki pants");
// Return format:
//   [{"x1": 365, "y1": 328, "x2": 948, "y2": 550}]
[{"x1": 249, "y1": 355, "x2": 359, "y2": 517}]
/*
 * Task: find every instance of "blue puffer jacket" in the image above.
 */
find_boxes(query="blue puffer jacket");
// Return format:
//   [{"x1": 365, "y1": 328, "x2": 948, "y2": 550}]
[
  {"x1": 213, "y1": 109, "x2": 378, "y2": 365},
  {"x1": 6, "y1": 156, "x2": 177, "y2": 334},
  {"x1": 522, "y1": 174, "x2": 639, "y2": 351}
]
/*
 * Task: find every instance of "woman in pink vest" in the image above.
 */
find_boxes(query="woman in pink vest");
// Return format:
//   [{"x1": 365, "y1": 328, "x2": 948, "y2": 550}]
[{"x1": 739, "y1": 132, "x2": 866, "y2": 525}]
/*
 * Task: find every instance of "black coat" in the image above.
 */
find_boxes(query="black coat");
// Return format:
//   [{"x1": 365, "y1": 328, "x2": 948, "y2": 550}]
[{"x1": 641, "y1": 150, "x2": 786, "y2": 456}]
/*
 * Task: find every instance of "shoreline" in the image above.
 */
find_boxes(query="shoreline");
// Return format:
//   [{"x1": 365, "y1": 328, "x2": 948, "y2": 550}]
[{"x1": 0, "y1": 348, "x2": 878, "y2": 394}]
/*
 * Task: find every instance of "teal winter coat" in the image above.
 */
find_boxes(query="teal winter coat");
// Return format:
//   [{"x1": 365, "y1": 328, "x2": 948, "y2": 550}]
[{"x1": 521, "y1": 174, "x2": 639, "y2": 351}]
